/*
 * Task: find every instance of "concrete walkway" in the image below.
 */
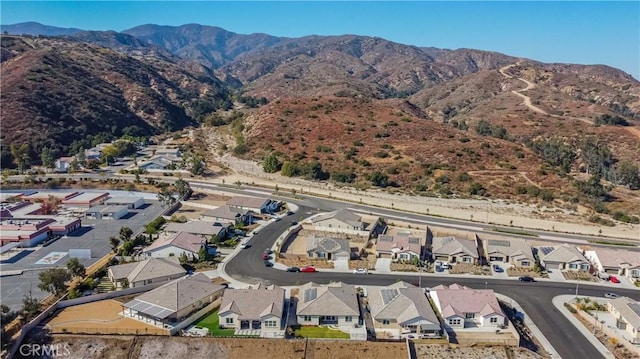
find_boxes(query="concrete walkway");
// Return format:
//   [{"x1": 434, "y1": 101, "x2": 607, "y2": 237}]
[{"x1": 552, "y1": 295, "x2": 615, "y2": 359}]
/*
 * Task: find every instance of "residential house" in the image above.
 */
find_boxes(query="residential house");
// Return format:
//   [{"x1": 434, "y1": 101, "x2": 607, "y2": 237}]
[
  {"x1": 226, "y1": 196, "x2": 274, "y2": 214},
  {"x1": 376, "y1": 232, "x2": 424, "y2": 261},
  {"x1": 607, "y1": 296, "x2": 640, "y2": 344},
  {"x1": 483, "y1": 238, "x2": 534, "y2": 268},
  {"x1": 154, "y1": 147, "x2": 182, "y2": 158},
  {"x1": 429, "y1": 284, "x2": 507, "y2": 330},
  {"x1": 309, "y1": 209, "x2": 379, "y2": 236},
  {"x1": 164, "y1": 221, "x2": 231, "y2": 240},
  {"x1": 200, "y1": 205, "x2": 253, "y2": 225},
  {"x1": 584, "y1": 248, "x2": 640, "y2": 281},
  {"x1": 144, "y1": 231, "x2": 206, "y2": 261},
  {"x1": 306, "y1": 235, "x2": 351, "y2": 260},
  {"x1": 218, "y1": 283, "x2": 285, "y2": 334},
  {"x1": 122, "y1": 273, "x2": 225, "y2": 327},
  {"x1": 137, "y1": 156, "x2": 174, "y2": 171},
  {"x1": 367, "y1": 282, "x2": 442, "y2": 339},
  {"x1": 430, "y1": 237, "x2": 479, "y2": 265},
  {"x1": 536, "y1": 244, "x2": 591, "y2": 271},
  {"x1": 297, "y1": 282, "x2": 360, "y2": 328},
  {"x1": 107, "y1": 257, "x2": 186, "y2": 288},
  {"x1": 54, "y1": 157, "x2": 75, "y2": 173}
]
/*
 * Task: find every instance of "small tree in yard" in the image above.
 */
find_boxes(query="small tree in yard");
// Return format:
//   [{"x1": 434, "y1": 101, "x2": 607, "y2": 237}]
[
  {"x1": 119, "y1": 226, "x2": 133, "y2": 242},
  {"x1": 198, "y1": 247, "x2": 207, "y2": 262},
  {"x1": 66, "y1": 258, "x2": 86, "y2": 278},
  {"x1": 38, "y1": 268, "x2": 71, "y2": 296},
  {"x1": 109, "y1": 236, "x2": 120, "y2": 253}
]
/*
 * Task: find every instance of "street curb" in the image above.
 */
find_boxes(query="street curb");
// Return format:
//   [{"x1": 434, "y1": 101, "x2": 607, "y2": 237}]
[{"x1": 552, "y1": 295, "x2": 615, "y2": 359}]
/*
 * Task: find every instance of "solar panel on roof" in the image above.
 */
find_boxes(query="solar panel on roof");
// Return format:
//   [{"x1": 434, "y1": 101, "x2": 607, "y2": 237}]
[
  {"x1": 304, "y1": 288, "x2": 317, "y2": 302},
  {"x1": 540, "y1": 247, "x2": 555, "y2": 255},
  {"x1": 380, "y1": 289, "x2": 399, "y2": 305},
  {"x1": 408, "y1": 238, "x2": 420, "y2": 244},
  {"x1": 379, "y1": 235, "x2": 393, "y2": 242}
]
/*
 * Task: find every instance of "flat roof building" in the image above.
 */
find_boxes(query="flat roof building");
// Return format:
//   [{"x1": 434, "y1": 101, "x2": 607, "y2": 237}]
[
  {"x1": 84, "y1": 205, "x2": 129, "y2": 220},
  {"x1": 61, "y1": 192, "x2": 109, "y2": 208},
  {"x1": 105, "y1": 196, "x2": 145, "y2": 209}
]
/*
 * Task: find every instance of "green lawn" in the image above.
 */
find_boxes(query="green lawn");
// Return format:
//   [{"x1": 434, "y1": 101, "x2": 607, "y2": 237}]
[
  {"x1": 294, "y1": 326, "x2": 350, "y2": 339},
  {"x1": 193, "y1": 310, "x2": 235, "y2": 336}
]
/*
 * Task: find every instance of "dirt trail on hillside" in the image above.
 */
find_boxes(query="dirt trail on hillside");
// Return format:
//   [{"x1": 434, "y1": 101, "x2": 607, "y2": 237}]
[{"x1": 499, "y1": 63, "x2": 640, "y2": 140}]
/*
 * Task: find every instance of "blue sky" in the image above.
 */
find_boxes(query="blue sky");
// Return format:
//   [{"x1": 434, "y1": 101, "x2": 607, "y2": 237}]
[{"x1": 2, "y1": 1, "x2": 639, "y2": 79}]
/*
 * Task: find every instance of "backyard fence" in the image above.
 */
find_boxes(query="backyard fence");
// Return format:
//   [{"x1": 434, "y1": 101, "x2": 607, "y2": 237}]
[{"x1": 51, "y1": 326, "x2": 167, "y2": 336}]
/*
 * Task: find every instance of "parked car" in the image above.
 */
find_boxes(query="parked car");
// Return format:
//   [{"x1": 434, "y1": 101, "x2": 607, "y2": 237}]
[
  {"x1": 286, "y1": 211, "x2": 294, "y2": 216},
  {"x1": 286, "y1": 267, "x2": 300, "y2": 272},
  {"x1": 519, "y1": 276, "x2": 535, "y2": 282},
  {"x1": 262, "y1": 253, "x2": 271, "y2": 260},
  {"x1": 300, "y1": 266, "x2": 317, "y2": 273},
  {"x1": 493, "y1": 265, "x2": 504, "y2": 273},
  {"x1": 609, "y1": 276, "x2": 620, "y2": 284},
  {"x1": 264, "y1": 261, "x2": 273, "y2": 267},
  {"x1": 353, "y1": 268, "x2": 369, "y2": 275},
  {"x1": 290, "y1": 221, "x2": 298, "y2": 226},
  {"x1": 273, "y1": 216, "x2": 281, "y2": 222},
  {"x1": 603, "y1": 292, "x2": 619, "y2": 299},
  {"x1": 435, "y1": 265, "x2": 444, "y2": 272},
  {"x1": 240, "y1": 243, "x2": 251, "y2": 249},
  {"x1": 264, "y1": 248, "x2": 273, "y2": 254}
]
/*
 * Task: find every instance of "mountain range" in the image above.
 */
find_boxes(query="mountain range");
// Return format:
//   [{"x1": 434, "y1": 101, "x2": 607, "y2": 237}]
[{"x1": 2, "y1": 22, "x2": 639, "y2": 215}]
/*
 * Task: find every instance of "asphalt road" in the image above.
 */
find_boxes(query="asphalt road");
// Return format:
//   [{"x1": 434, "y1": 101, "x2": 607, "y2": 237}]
[{"x1": 225, "y1": 204, "x2": 640, "y2": 359}]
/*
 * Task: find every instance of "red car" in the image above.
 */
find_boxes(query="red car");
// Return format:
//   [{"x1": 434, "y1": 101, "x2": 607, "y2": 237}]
[
  {"x1": 300, "y1": 266, "x2": 317, "y2": 273},
  {"x1": 610, "y1": 276, "x2": 620, "y2": 284},
  {"x1": 262, "y1": 253, "x2": 271, "y2": 260}
]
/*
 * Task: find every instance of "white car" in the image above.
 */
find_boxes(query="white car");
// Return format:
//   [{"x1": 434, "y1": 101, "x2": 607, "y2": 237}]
[
  {"x1": 240, "y1": 242, "x2": 250, "y2": 249},
  {"x1": 603, "y1": 292, "x2": 619, "y2": 299},
  {"x1": 353, "y1": 268, "x2": 369, "y2": 275}
]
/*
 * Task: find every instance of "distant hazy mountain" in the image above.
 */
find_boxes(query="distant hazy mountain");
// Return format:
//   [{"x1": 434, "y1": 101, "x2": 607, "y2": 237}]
[
  {"x1": 123, "y1": 23, "x2": 284, "y2": 68},
  {"x1": 1, "y1": 21, "x2": 84, "y2": 36}
]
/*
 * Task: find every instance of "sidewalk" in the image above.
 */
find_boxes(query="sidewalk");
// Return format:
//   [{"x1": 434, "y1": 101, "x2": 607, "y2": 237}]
[{"x1": 552, "y1": 295, "x2": 615, "y2": 359}]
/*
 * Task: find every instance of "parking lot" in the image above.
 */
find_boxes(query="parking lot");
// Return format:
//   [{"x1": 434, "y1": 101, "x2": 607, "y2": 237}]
[{"x1": 0, "y1": 199, "x2": 165, "y2": 311}]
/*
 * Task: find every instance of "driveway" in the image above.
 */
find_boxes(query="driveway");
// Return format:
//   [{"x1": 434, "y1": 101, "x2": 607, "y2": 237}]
[
  {"x1": 375, "y1": 258, "x2": 392, "y2": 273},
  {"x1": 547, "y1": 269, "x2": 566, "y2": 282},
  {"x1": 333, "y1": 257, "x2": 349, "y2": 271},
  {"x1": 491, "y1": 262, "x2": 509, "y2": 279}
]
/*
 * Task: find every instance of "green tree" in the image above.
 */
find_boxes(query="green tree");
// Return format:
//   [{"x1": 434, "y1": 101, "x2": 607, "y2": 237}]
[
  {"x1": 179, "y1": 252, "x2": 188, "y2": 264},
  {"x1": 281, "y1": 161, "x2": 298, "y2": 177},
  {"x1": 66, "y1": 258, "x2": 86, "y2": 277},
  {"x1": 21, "y1": 294, "x2": 40, "y2": 322},
  {"x1": 198, "y1": 247, "x2": 207, "y2": 262},
  {"x1": 369, "y1": 171, "x2": 390, "y2": 188},
  {"x1": 174, "y1": 178, "x2": 192, "y2": 199},
  {"x1": 262, "y1": 153, "x2": 282, "y2": 173},
  {"x1": 76, "y1": 146, "x2": 86, "y2": 163},
  {"x1": 469, "y1": 182, "x2": 487, "y2": 196},
  {"x1": 119, "y1": 227, "x2": 133, "y2": 242},
  {"x1": 616, "y1": 160, "x2": 640, "y2": 190},
  {"x1": 109, "y1": 236, "x2": 120, "y2": 252},
  {"x1": 10, "y1": 143, "x2": 31, "y2": 173},
  {"x1": 190, "y1": 155, "x2": 205, "y2": 175},
  {"x1": 157, "y1": 184, "x2": 177, "y2": 207},
  {"x1": 38, "y1": 268, "x2": 71, "y2": 296},
  {"x1": 68, "y1": 158, "x2": 80, "y2": 173},
  {"x1": 40, "y1": 146, "x2": 55, "y2": 171}
]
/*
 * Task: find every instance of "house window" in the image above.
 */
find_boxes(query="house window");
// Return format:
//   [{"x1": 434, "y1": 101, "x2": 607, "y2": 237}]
[
  {"x1": 490, "y1": 317, "x2": 498, "y2": 323},
  {"x1": 265, "y1": 320, "x2": 277, "y2": 327},
  {"x1": 521, "y1": 261, "x2": 530, "y2": 267},
  {"x1": 303, "y1": 316, "x2": 312, "y2": 322},
  {"x1": 569, "y1": 263, "x2": 578, "y2": 269},
  {"x1": 225, "y1": 318, "x2": 233, "y2": 324},
  {"x1": 382, "y1": 320, "x2": 390, "y2": 325},
  {"x1": 345, "y1": 316, "x2": 352, "y2": 322},
  {"x1": 449, "y1": 318, "x2": 461, "y2": 325},
  {"x1": 463, "y1": 257, "x2": 471, "y2": 263},
  {"x1": 465, "y1": 313, "x2": 475, "y2": 319},
  {"x1": 317, "y1": 252, "x2": 326, "y2": 258}
]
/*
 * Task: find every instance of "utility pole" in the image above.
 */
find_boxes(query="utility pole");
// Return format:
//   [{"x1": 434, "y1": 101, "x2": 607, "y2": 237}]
[{"x1": 575, "y1": 278, "x2": 579, "y2": 298}]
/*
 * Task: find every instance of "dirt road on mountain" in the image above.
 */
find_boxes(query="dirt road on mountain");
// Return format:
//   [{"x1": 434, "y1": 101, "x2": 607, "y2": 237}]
[{"x1": 499, "y1": 63, "x2": 640, "y2": 140}]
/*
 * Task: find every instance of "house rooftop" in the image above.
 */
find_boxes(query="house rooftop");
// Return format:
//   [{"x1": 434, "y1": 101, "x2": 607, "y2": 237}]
[
  {"x1": 311, "y1": 209, "x2": 362, "y2": 228},
  {"x1": 431, "y1": 284, "x2": 504, "y2": 319},
  {"x1": 123, "y1": 273, "x2": 224, "y2": 320},
  {"x1": 145, "y1": 231, "x2": 205, "y2": 254},
  {"x1": 368, "y1": 282, "x2": 439, "y2": 326},
  {"x1": 220, "y1": 284, "x2": 285, "y2": 320},
  {"x1": 109, "y1": 257, "x2": 186, "y2": 283},
  {"x1": 485, "y1": 237, "x2": 534, "y2": 261},
  {"x1": 164, "y1": 221, "x2": 228, "y2": 237},
  {"x1": 297, "y1": 282, "x2": 359, "y2": 316},
  {"x1": 201, "y1": 205, "x2": 251, "y2": 220},
  {"x1": 610, "y1": 297, "x2": 640, "y2": 330},
  {"x1": 226, "y1": 196, "x2": 270, "y2": 209},
  {"x1": 432, "y1": 237, "x2": 478, "y2": 258},
  {"x1": 537, "y1": 244, "x2": 588, "y2": 263},
  {"x1": 588, "y1": 248, "x2": 640, "y2": 268},
  {"x1": 376, "y1": 232, "x2": 423, "y2": 254}
]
